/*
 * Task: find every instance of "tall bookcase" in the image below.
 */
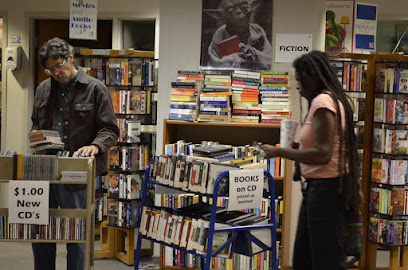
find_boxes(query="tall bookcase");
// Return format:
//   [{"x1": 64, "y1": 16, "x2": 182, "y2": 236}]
[
  {"x1": 340, "y1": 53, "x2": 408, "y2": 270},
  {"x1": 159, "y1": 119, "x2": 292, "y2": 270},
  {"x1": 77, "y1": 49, "x2": 158, "y2": 265},
  {"x1": 0, "y1": 155, "x2": 96, "y2": 270}
]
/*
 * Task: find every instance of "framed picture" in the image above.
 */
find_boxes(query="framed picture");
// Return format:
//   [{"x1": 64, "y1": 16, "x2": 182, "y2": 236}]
[
  {"x1": 395, "y1": 24, "x2": 408, "y2": 54},
  {"x1": 200, "y1": 0, "x2": 273, "y2": 71}
]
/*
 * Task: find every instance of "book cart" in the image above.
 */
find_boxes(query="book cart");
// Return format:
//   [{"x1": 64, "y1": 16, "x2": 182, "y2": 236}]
[
  {"x1": 135, "y1": 163, "x2": 277, "y2": 270},
  {"x1": 77, "y1": 49, "x2": 157, "y2": 264},
  {"x1": 145, "y1": 119, "x2": 292, "y2": 269},
  {"x1": 0, "y1": 155, "x2": 96, "y2": 270},
  {"x1": 340, "y1": 53, "x2": 408, "y2": 270}
]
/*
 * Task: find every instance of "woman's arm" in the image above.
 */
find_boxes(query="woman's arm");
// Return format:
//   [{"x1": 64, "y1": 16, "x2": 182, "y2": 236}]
[{"x1": 261, "y1": 108, "x2": 335, "y2": 165}]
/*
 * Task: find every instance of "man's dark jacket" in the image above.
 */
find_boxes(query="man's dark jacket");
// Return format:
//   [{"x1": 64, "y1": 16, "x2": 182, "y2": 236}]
[{"x1": 31, "y1": 69, "x2": 119, "y2": 176}]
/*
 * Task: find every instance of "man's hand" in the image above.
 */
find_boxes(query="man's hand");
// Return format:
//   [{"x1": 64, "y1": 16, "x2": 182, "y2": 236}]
[{"x1": 75, "y1": 145, "x2": 99, "y2": 157}]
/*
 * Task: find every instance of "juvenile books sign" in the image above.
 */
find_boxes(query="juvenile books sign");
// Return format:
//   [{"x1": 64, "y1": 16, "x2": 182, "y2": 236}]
[
  {"x1": 228, "y1": 169, "x2": 263, "y2": 211},
  {"x1": 8, "y1": 181, "x2": 49, "y2": 225},
  {"x1": 69, "y1": 0, "x2": 98, "y2": 40}
]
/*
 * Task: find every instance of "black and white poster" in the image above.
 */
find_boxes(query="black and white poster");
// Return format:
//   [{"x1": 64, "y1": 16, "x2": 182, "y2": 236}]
[{"x1": 200, "y1": 0, "x2": 273, "y2": 71}]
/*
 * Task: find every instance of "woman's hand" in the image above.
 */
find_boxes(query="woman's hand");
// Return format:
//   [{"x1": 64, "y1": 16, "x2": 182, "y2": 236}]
[{"x1": 258, "y1": 143, "x2": 281, "y2": 159}]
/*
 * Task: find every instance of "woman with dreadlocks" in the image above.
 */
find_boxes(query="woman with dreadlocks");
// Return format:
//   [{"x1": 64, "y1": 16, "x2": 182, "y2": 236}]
[{"x1": 258, "y1": 50, "x2": 360, "y2": 269}]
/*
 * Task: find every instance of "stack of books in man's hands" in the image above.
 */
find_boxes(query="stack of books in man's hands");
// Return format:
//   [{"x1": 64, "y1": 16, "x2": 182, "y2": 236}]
[{"x1": 28, "y1": 130, "x2": 64, "y2": 153}]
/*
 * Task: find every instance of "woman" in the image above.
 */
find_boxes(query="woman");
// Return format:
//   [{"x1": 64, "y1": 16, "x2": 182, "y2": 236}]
[{"x1": 259, "y1": 51, "x2": 360, "y2": 269}]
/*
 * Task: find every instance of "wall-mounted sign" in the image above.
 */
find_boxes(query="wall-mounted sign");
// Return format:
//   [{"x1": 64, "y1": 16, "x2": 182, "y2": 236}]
[
  {"x1": 69, "y1": 0, "x2": 98, "y2": 40},
  {"x1": 275, "y1": 34, "x2": 313, "y2": 63}
]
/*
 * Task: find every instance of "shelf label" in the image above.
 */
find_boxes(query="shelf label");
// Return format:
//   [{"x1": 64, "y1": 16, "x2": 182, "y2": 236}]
[
  {"x1": 228, "y1": 169, "x2": 263, "y2": 211},
  {"x1": 8, "y1": 181, "x2": 49, "y2": 225}
]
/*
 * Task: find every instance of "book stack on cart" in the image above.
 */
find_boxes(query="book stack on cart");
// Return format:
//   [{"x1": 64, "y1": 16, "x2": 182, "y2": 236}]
[{"x1": 28, "y1": 130, "x2": 64, "y2": 153}]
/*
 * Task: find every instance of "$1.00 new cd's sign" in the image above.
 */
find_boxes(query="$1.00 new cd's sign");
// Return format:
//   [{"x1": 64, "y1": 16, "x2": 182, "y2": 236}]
[{"x1": 8, "y1": 181, "x2": 49, "y2": 225}]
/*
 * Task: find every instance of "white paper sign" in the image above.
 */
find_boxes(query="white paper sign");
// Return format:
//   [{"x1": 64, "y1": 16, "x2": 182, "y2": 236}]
[
  {"x1": 8, "y1": 181, "x2": 49, "y2": 225},
  {"x1": 228, "y1": 169, "x2": 263, "y2": 211},
  {"x1": 10, "y1": 33, "x2": 22, "y2": 44},
  {"x1": 275, "y1": 34, "x2": 313, "y2": 63},
  {"x1": 69, "y1": 0, "x2": 98, "y2": 40}
]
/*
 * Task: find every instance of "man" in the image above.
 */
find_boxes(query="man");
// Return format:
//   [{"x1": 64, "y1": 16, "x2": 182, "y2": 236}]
[{"x1": 31, "y1": 37, "x2": 119, "y2": 270}]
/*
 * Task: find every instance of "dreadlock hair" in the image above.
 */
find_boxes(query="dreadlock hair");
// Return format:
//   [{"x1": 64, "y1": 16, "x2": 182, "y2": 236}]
[{"x1": 293, "y1": 50, "x2": 361, "y2": 216}]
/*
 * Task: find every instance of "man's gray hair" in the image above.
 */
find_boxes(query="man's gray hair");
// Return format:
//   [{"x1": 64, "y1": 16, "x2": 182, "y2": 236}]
[{"x1": 38, "y1": 37, "x2": 74, "y2": 67}]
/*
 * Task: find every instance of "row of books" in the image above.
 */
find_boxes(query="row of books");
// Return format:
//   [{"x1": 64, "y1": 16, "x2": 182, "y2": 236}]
[
  {"x1": 117, "y1": 118, "x2": 141, "y2": 143},
  {"x1": 376, "y1": 68, "x2": 408, "y2": 93},
  {"x1": 106, "y1": 59, "x2": 156, "y2": 86},
  {"x1": 369, "y1": 187, "x2": 407, "y2": 215},
  {"x1": 372, "y1": 128, "x2": 408, "y2": 155},
  {"x1": 1, "y1": 216, "x2": 85, "y2": 240},
  {"x1": 332, "y1": 61, "x2": 366, "y2": 92},
  {"x1": 350, "y1": 96, "x2": 366, "y2": 122},
  {"x1": 373, "y1": 98, "x2": 408, "y2": 124},
  {"x1": 139, "y1": 204, "x2": 271, "y2": 256},
  {"x1": 369, "y1": 217, "x2": 408, "y2": 246},
  {"x1": 371, "y1": 158, "x2": 408, "y2": 185},
  {"x1": 108, "y1": 200, "x2": 140, "y2": 228},
  {"x1": 109, "y1": 90, "x2": 151, "y2": 114},
  {"x1": 108, "y1": 173, "x2": 142, "y2": 199},
  {"x1": 149, "y1": 154, "x2": 266, "y2": 195},
  {"x1": 108, "y1": 145, "x2": 150, "y2": 171},
  {"x1": 162, "y1": 245, "x2": 278, "y2": 270}
]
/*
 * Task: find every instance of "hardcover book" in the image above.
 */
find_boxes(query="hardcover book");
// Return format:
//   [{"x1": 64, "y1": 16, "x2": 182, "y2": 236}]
[{"x1": 216, "y1": 35, "x2": 241, "y2": 58}]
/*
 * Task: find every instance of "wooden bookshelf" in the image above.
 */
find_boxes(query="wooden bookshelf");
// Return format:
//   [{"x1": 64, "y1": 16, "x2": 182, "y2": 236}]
[
  {"x1": 161, "y1": 119, "x2": 292, "y2": 270},
  {"x1": 340, "y1": 53, "x2": 408, "y2": 270},
  {"x1": 0, "y1": 156, "x2": 96, "y2": 270}
]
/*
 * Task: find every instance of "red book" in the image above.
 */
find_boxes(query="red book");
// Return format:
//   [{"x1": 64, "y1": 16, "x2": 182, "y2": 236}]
[{"x1": 217, "y1": 35, "x2": 241, "y2": 57}]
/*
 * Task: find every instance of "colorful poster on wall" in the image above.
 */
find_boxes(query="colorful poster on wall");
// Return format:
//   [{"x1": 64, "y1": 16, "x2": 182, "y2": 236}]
[
  {"x1": 354, "y1": 3, "x2": 377, "y2": 51},
  {"x1": 325, "y1": 1, "x2": 354, "y2": 58},
  {"x1": 200, "y1": 0, "x2": 273, "y2": 71},
  {"x1": 69, "y1": 0, "x2": 98, "y2": 40}
]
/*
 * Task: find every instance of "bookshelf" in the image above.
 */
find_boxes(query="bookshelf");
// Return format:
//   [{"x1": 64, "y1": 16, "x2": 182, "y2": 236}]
[
  {"x1": 77, "y1": 49, "x2": 157, "y2": 265},
  {"x1": 341, "y1": 53, "x2": 408, "y2": 270},
  {"x1": 0, "y1": 155, "x2": 96, "y2": 270},
  {"x1": 156, "y1": 119, "x2": 292, "y2": 270}
]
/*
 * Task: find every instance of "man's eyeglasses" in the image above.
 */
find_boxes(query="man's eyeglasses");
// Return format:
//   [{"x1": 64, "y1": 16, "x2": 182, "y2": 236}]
[{"x1": 44, "y1": 59, "x2": 66, "y2": 76}]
